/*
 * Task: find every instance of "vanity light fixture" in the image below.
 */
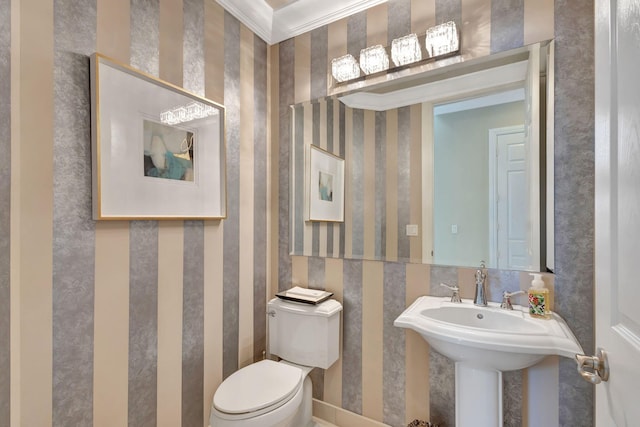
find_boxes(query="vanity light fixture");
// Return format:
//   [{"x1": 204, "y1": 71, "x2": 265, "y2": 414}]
[
  {"x1": 331, "y1": 54, "x2": 361, "y2": 82},
  {"x1": 391, "y1": 33, "x2": 422, "y2": 67},
  {"x1": 425, "y1": 21, "x2": 459, "y2": 58},
  {"x1": 359, "y1": 45, "x2": 389, "y2": 75},
  {"x1": 329, "y1": 21, "x2": 461, "y2": 84}
]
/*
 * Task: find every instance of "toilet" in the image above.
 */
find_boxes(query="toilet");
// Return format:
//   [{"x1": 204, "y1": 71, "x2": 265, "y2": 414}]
[{"x1": 210, "y1": 297, "x2": 342, "y2": 427}]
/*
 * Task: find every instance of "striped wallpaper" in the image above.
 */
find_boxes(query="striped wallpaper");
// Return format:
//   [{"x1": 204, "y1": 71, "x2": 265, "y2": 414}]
[
  {"x1": 5, "y1": 0, "x2": 268, "y2": 426},
  {"x1": 0, "y1": 0, "x2": 10, "y2": 424},
  {"x1": 276, "y1": 0, "x2": 594, "y2": 426},
  {"x1": 1, "y1": 0, "x2": 596, "y2": 427}
]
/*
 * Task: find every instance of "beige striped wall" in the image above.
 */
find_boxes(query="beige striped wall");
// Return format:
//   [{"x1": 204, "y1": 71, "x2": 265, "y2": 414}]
[
  {"x1": 0, "y1": 0, "x2": 10, "y2": 423},
  {"x1": 1, "y1": 0, "x2": 596, "y2": 426},
  {"x1": 275, "y1": 0, "x2": 594, "y2": 426},
  {"x1": 7, "y1": 0, "x2": 269, "y2": 426}
]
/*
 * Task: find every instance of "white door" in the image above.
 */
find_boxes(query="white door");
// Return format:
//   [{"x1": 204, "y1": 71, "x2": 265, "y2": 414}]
[
  {"x1": 595, "y1": 0, "x2": 640, "y2": 425},
  {"x1": 489, "y1": 126, "x2": 529, "y2": 270}
]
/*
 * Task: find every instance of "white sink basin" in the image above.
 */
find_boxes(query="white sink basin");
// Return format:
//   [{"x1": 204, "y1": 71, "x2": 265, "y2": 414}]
[
  {"x1": 393, "y1": 296, "x2": 583, "y2": 427},
  {"x1": 394, "y1": 296, "x2": 583, "y2": 371},
  {"x1": 394, "y1": 296, "x2": 584, "y2": 426}
]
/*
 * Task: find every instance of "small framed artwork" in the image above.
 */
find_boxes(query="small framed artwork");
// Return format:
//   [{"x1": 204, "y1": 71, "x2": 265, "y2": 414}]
[
  {"x1": 307, "y1": 145, "x2": 345, "y2": 222},
  {"x1": 90, "y1": 53, "x2": 226, "y2": 220}
]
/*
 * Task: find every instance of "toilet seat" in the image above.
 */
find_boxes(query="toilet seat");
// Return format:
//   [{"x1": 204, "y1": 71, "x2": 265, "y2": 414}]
[{"x1": 213, "y1": 360, "x2": 303, "y2": 420}]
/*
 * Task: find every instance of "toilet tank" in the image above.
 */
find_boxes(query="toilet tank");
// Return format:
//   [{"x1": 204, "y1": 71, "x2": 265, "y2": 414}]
[{"x1": 268, "y1": 297, "x2": 342, "y2": 369}]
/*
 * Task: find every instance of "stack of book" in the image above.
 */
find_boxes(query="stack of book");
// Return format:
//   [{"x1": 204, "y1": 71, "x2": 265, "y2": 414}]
[{"x1": 275, "y1": 286, "x2": 334, "y2": 305}]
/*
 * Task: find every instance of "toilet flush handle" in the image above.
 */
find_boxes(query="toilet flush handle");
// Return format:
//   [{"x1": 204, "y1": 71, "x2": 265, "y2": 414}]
[{"x1": 267, "y1": 310, "x2": 276, "y2": 317}]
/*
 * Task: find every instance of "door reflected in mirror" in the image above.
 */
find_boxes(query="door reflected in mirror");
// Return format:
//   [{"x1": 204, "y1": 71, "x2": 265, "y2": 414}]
[{"x1": 431, "y1": 92, "x2": 534, "y2": 270}]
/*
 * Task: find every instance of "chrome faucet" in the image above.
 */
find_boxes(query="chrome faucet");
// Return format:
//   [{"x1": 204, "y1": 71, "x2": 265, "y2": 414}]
[{"x1": 474, "y1": 262, "x2": 487, "y2": 306}]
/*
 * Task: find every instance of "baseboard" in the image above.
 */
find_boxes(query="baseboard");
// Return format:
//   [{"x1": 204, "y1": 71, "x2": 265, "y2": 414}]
[{"x1": 312, "y1": 399, "x2": 392, "y2": 427}]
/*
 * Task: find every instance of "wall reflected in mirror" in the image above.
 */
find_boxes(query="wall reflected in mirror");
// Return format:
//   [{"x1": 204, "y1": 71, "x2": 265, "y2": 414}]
[
  {"x1": 290, "y1": 42, "x2": 554, "y2": 272},
  {"x1": 432, "y1": 92, "x2": 530, "y2": 269}
]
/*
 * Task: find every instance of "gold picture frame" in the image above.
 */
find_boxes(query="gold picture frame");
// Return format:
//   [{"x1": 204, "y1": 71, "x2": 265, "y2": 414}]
[{"x1": 90, "y1": 53, "x2": 226, "y2": 220}]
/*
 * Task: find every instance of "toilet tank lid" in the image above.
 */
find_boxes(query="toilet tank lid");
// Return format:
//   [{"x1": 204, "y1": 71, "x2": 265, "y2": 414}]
[
  {"x1": 268, "y1": 298, "x2": 342, "y2": 317},
  {"x1": 213, "y1": 360, "x2": 302, "y2": 414}
]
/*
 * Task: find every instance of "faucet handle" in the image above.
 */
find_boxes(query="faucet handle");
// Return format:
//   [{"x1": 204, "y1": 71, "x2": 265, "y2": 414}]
[
  {"x1": 440, "y1": 283, "x2": 462, "y2": 303},
  {"x1": 500, "y1": 290, "x2": 525, "y2": 310}
]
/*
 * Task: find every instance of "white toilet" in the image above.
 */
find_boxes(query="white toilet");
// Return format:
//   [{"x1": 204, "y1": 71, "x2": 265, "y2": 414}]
[{"x1": 210, "y1": 297, "x2": 342, "y2": 427}]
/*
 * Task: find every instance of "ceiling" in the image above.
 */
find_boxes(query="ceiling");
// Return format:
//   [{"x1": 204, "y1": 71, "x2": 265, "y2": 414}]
[{"x1": 216, "y1": 0, "x2": 387, "y2": 45}]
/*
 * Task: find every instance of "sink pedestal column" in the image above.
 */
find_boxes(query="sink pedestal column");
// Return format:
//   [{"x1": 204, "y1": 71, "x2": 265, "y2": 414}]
[{"x1": 455, "y1": 363, "x2": 502, "y2": 427}]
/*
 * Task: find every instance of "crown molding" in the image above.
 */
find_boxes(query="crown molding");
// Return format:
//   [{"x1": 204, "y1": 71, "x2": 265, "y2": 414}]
[
  {"x1": 217, "y1": 0, "x2": 388, "y2": 45},
  {"x1": 216, "y1": 0, "x2": 274, "y2": 43},
  {"x1": 271, "y1": 0, "x2": 388, "y2": 43}
]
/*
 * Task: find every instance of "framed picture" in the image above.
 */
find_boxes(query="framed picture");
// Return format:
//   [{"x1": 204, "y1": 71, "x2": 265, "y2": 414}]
[
  {"x1": 90, "y1": 53, "x2": 226, "y2": 220},
  {"x1": 307, "y1": 145, "x2": 345, "y2": 222}
]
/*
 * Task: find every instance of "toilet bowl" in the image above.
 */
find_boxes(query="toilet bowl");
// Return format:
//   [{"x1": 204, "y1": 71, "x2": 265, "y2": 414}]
[
  {"x1": 209, "y1": 297, "x2": 342, "y2": 427},
  {"x1": 210, "y1": 360, "x2": 313, "y2": 427}
]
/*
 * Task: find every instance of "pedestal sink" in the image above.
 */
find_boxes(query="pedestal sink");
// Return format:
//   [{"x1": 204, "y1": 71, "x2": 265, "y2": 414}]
[{"x1": 394, "y1": 296, "x2": 583, "y2": 427}]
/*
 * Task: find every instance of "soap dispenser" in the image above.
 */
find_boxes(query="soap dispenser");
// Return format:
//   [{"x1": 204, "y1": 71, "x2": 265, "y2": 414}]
[{"x1": 528, "y1": 273, "x2": 550, "y2": 318}]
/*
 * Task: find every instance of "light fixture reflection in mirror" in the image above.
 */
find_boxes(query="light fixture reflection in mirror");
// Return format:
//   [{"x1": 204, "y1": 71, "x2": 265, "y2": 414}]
[{"x1": 161, "y1": 101, "x2": 218, "y2": 125}]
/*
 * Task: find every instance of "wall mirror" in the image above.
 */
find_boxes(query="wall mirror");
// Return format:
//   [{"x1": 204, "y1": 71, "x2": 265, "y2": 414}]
[{"x1": 290, "y1": 41, "x2": 554, "y2": 272}]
